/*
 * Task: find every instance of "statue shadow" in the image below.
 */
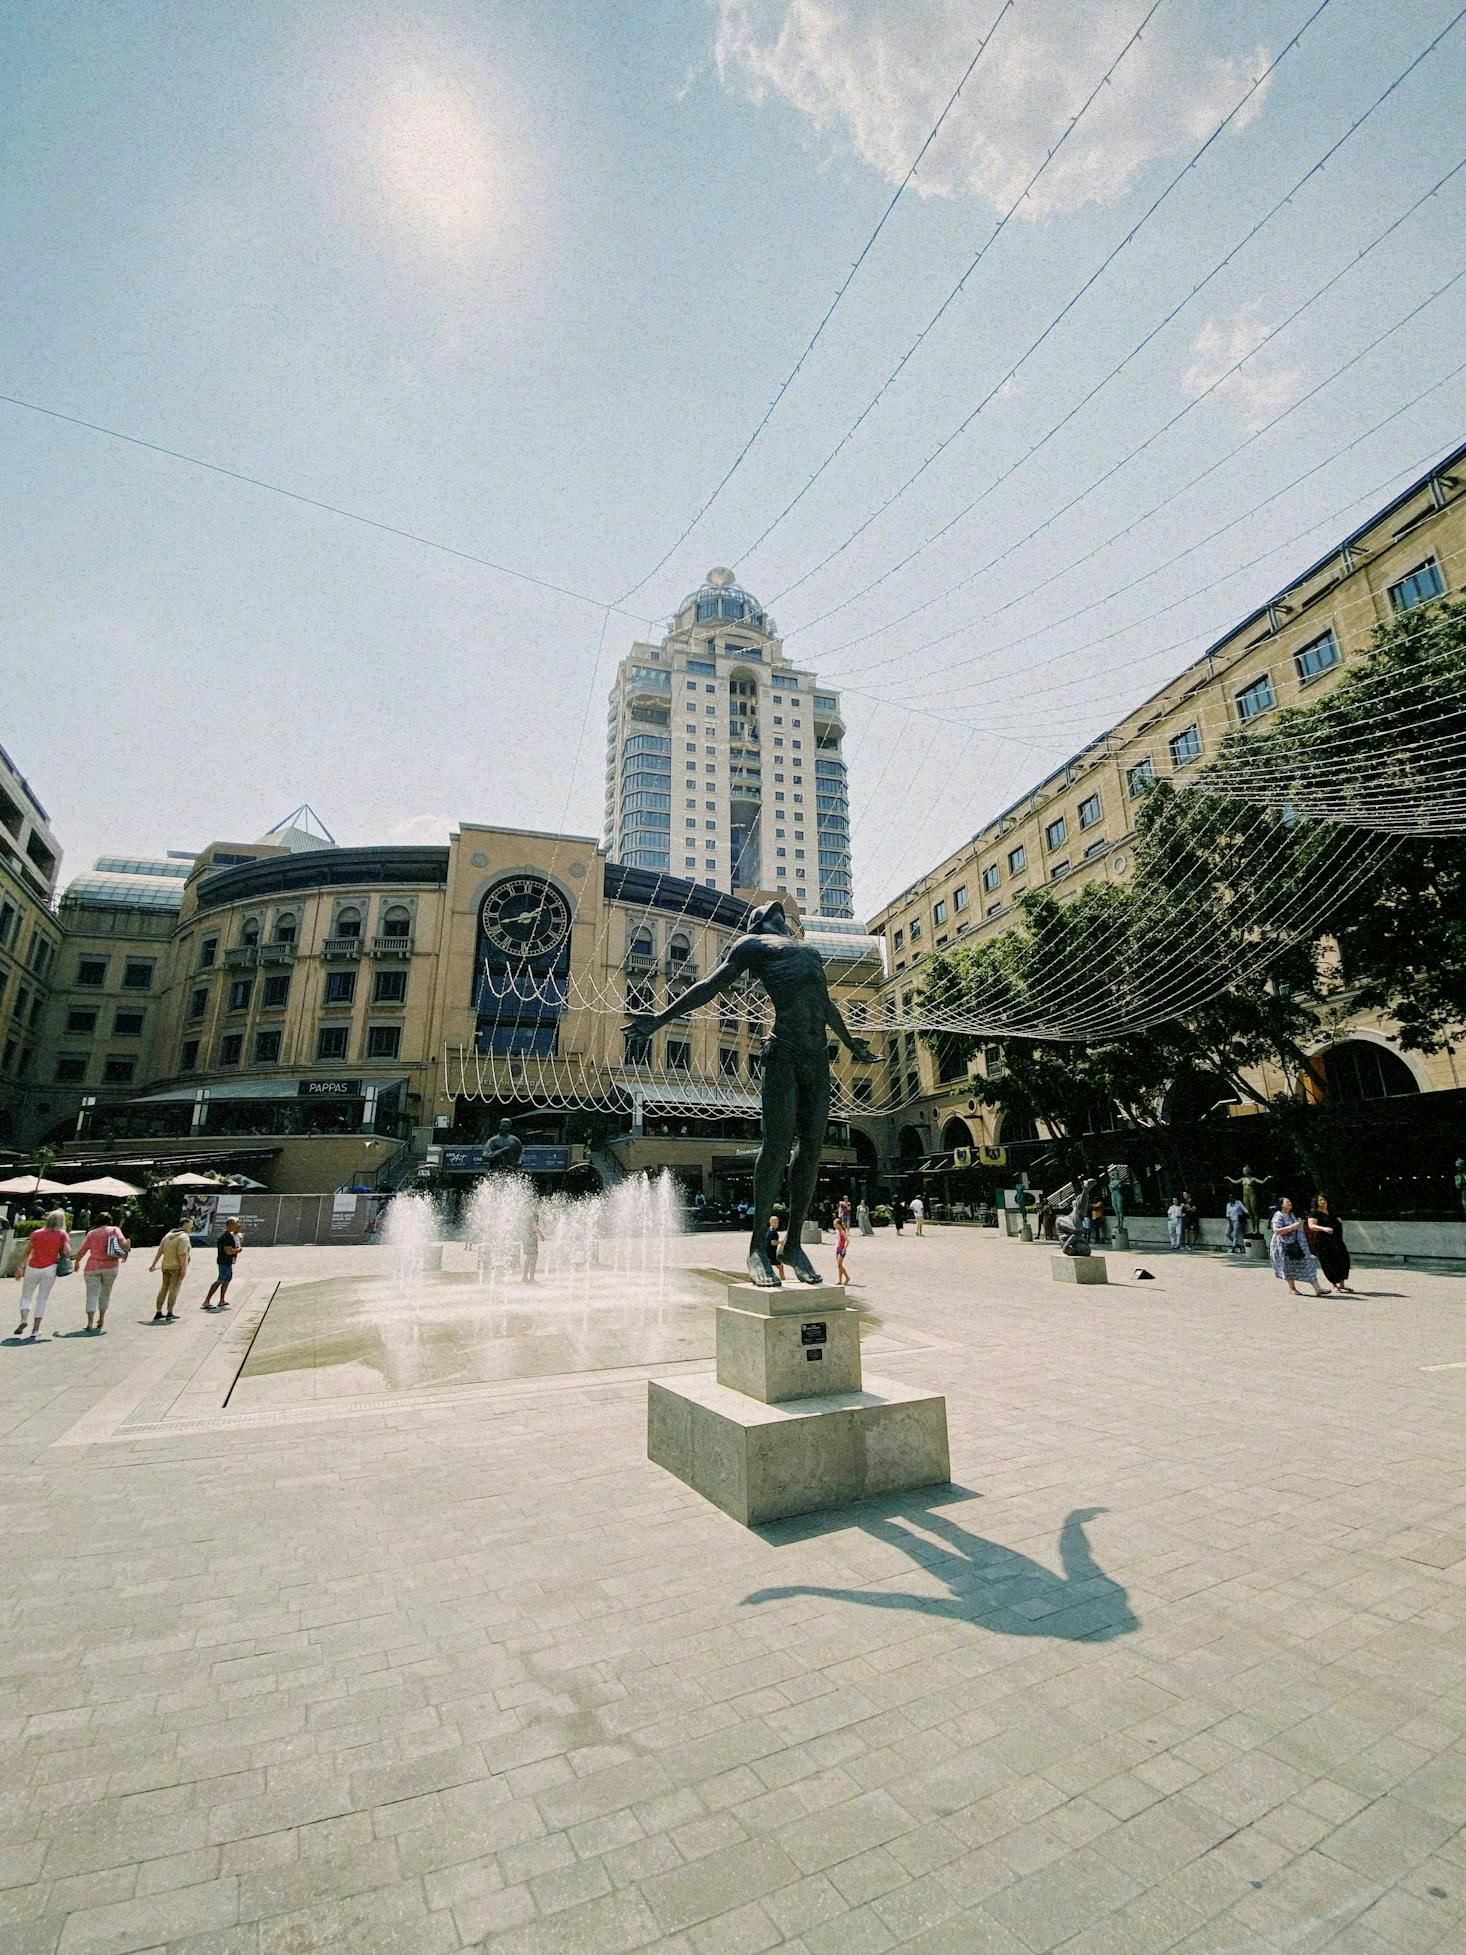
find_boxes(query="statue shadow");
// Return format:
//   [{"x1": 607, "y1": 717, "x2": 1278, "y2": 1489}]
[{"x1": 743, "y1": 1492, "x2": 1138, "y2": 1642}]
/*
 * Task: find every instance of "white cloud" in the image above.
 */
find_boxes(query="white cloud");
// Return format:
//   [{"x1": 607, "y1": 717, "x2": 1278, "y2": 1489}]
[
  {"x1": 712, "y1": 0, "x2": 1269, "y2": 217},
  {"x1": 385, "y1": 812, "x2": 453, "y2": 845},
  {"x1": 1182, "y1": 306, "x2": 1301, "y2": 430}
]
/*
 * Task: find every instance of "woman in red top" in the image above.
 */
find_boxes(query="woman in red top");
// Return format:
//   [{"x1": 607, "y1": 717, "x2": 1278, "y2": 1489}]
[
  {"x1": 12, "y1": 1209, "x2": 71, "y2": 1341},
  {"x1": 75, "y1": 1210, "x2": 129, "y2": 1333}
]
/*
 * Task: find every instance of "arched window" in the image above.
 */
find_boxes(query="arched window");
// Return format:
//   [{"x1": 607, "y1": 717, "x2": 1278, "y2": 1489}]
[
  {"x1": 629, "y1": 931, "x2": 653, "y2": 959},
  {"x1": 942, "y1": 1116, "x2": 974, "y2": 1152},
  {"x1": 667, "y1": 934, "x2": 691, "y2": 966},
  {"x1": 380, "y1": 905, "x2": 411, "y2": 940},
  {"x1": 1307, "y1": 1039, "x2": 1420, "y2": 1104},
  {"x1": 241, "y1": 916, "x2": 260, "y2": 946},
  {"x1": 273, "y1": 912, "x2": 297, "y2": 945},
  {"x1": 335, "y1": 906, "x2": 362, "y2": 941},
  {"x1": 897, "y1": 1125, "x2": 925, "y2": 1162}
]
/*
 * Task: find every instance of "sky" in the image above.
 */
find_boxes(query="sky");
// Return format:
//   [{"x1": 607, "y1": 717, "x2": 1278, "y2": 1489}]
[{"x1": 4, "y1": 0, "x2": 1464, "y2": 917}]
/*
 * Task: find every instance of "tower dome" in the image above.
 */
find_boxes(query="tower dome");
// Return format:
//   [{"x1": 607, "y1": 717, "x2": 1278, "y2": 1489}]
[{"x1": 677, "y1": 569, "x2": 770, "y2": 632}]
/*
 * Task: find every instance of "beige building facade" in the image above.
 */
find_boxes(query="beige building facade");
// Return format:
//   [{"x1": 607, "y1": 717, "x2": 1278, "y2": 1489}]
[
  {"x1": 0, "y1": 743, "x2": 65, "y2": 1150},
  {"x1": 869, "y1": 441, "x2": 1466, "y2": 1162},
  {"x1": 25, "y1": 820, "x2": 888, "y2": 1197}
]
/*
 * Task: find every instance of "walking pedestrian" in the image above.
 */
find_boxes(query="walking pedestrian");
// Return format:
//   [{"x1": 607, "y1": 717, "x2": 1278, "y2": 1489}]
[
  {"x1": 1307, "y1": 1194, "x2": 1354, "y2": 1294},
  {"x1": 910, "y1": 1195, "x2": 925, "y2": 1236},
  {"x1": 202, "y1": 1217, "x2": 244, "y2": 1310},
  {"x1": 1270, "y1": 1197, "x2": 1330, "y2": 1297},
  {"x1": 891, "y1": 1200, "x2": 905, "y2": 1236},
  {"x1": 11, "y1": 1209, "x2": 72, "y2": 1340},
  {"x1": 856, "y1": 1198, "x2": 872, "y2": 1237},
  {"x1": 149, "y1": 1223, "x2": 192, "y2": 1321},
  {"x1": 1225, "y1": 1194, "x2": 1248, "y2": 1254},
  {"x1": 1166, "y1": 1196, "x2": 1186, "y2": 1250},
  {"x1": 834, "y1": 1210, "x2": 850, "y2": 1287},
  {"x1": 75, "y1": 1210, "x2": 129, "y2": 1333}
]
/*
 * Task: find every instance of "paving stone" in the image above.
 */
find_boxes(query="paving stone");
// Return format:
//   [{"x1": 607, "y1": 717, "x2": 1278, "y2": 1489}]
[
  {"x1": 639, "y1": 1838, "x2": 802, "y2": 1935},
  {"x1": 10, "y1": 1238, "x2": 1466, "y2": 1955},
  {"x1": 54, "y1": 1876, "x2": 239, "y2": 1955}
]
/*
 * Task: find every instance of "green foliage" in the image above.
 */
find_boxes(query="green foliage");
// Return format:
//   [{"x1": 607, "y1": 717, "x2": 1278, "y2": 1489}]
[
  {"x1": 10, "y1": 1216, "x2": 68, "y2": 1239},
  {"x1": 917, "y1": 593, "x2": 1466, "y2": 1148},
  {"x1": 1180, "y1": 595, "x2": 1466, "y2": 1052}
]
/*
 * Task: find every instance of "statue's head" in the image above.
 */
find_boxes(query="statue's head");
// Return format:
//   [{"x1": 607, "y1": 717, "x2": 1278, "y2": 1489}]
[
  {"x1": 498, "y1": 1118, "x2": 513, "y2": 1135},
  {"x1": 747, "y1": 900, "x2": 791, "y2": 938}
]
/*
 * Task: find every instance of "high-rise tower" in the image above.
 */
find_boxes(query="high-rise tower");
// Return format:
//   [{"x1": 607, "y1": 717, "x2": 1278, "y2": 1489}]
[{"x1": 603, "y1": 569, "x2": 853, "y2": 918}]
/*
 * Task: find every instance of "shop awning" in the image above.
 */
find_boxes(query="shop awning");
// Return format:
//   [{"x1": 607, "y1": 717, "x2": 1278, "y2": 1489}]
[{"x1": 130, "y1": 1077, "x2": 408, "y2": 1103}]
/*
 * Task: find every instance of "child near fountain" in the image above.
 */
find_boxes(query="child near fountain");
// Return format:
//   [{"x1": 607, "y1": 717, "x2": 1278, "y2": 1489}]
[
  {"x1": 834, "y1": 1211, "x2": 850, "y2": 1287},
  {"x1": 767, "y1": 1216, "x2": 785, "y2": 1283}
]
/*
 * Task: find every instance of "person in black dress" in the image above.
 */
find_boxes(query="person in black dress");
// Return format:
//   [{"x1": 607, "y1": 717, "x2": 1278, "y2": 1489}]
[{"x1": 1307, "y1": 1194, "x2": 1354, "y2": 1293}]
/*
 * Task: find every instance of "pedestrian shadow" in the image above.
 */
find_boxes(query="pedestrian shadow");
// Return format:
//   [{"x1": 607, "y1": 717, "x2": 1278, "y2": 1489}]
[{"x1": 743, "y1": 1496, "x2": 1137, "y2": 1642}]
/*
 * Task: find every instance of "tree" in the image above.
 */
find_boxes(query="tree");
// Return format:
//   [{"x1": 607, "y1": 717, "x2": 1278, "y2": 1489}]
[{"x1": 1175, "y1": 595, "x2": 1466, "y2": 1052}]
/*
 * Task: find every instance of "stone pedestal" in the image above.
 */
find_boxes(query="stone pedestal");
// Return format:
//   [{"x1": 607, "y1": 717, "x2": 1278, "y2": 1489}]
[
  {"x1": 1113, "y1": 1226, "x2": 1131, "y2": 1252},
  {"x1": 648, "y1": 1376, "x2": 951, "y2": 1527},
  {"x1": 717, "y1": 1290, "x2": 862, "y2": 1400},
  {"x1": 800, "y1": 1222, "x2": 823, "y2": 1244},
  {"x1": 1247, "y1": 1237, "x2": 1270, "y2": 1263},
  {"x1": 1051, "y1": 1254, "x2": 1108, "y2": 1285},
  {"x1": 648, "y1": 1281, "x2": 950, "y2": 1526}
]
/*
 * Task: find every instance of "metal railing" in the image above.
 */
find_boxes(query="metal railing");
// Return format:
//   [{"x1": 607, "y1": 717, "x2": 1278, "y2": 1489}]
[{"x1": 322, "y1": 936, "x2": 363, "y2": 958}]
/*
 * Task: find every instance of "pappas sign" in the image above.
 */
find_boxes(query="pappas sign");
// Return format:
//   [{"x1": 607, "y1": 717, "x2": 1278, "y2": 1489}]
[
  {"x1": 299, "y1": 1079, "x2": 361, "y2": 1098},
  {"x1": 521, "y1": 1145, "x2": 570, "y2": 1172}
]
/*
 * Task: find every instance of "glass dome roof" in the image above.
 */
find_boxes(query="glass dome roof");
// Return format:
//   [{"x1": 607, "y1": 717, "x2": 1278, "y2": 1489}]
[{"x1": 678, "y1": 568, "x2": 769, "y2": 632}]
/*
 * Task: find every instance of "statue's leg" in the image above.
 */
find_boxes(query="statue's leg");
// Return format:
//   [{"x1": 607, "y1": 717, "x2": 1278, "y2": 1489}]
[
  {"x1": 781, "y1": 1059, "x2": 830, "y2": 1285},
  {"x1": 748, "y1": 1054, "x2": 798, "y2": 1288}
]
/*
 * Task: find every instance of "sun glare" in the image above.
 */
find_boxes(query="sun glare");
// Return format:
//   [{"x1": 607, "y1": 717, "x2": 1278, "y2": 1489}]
[{"x1": 376, "y1": 71, "x2": 495, "y2": 246}]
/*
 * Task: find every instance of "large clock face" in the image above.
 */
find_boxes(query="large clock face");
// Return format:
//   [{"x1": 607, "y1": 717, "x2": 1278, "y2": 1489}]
[{"x1": 480, "y1": 877, "x2": 571, "y2": 959}]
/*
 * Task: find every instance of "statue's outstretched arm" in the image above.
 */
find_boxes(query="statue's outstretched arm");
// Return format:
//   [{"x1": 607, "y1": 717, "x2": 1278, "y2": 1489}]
[
  {"x1": 824, "y1": 992, "x2": 876, "y2": 1063},
  {"x1": 626, "y1": 944, "x2": 750, "y2": 1037}
]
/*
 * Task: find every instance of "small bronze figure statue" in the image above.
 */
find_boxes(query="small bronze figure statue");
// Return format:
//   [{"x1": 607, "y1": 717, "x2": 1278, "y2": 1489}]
[
  {"x1": 482, "y1": 1117, "x2": 524, "y2": 1173},
  {"x1": 626, "y1": 901, "x2": 875, "y2": 1286},
  {"x1": 1056, "y1": 1177, "x2": 1100, "y2": 1258}
]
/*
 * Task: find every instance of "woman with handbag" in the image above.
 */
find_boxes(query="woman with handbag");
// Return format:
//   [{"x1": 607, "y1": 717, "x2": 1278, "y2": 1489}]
[
  {"x1": 75, "y1": 1210, "x2": 130, "y2": 1333},
  {"x1": 11, "y1": 1208, "x2": 73, "y2": 1340},
  {"x1": 1269, "y1": 1197, "x2": 1330, "y2": 1297}
]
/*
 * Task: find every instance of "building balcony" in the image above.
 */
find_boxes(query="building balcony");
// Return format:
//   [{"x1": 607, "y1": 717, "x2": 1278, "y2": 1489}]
[
  {"x1": 222, "y1": 946, "x2": 259, "y2": 969},
  {"x1": 371, "y1": 935, "x2": 414, "y2": 956},
  {"x1": 257, "y1": 942, "x2": 297, "y2": 965},
  {"x1": 665, "y1": 959, "x2": 699, "y2": 981},
  {"x1": 623, "y1": 948, "x2": 658, "y2": 974},
  {"x1": 322, "y1": 936, "x2": 364, "y2": 959}
]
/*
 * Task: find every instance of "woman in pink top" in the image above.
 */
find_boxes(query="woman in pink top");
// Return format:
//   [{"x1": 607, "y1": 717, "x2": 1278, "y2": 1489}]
[
  {"x1": 12, "y1": 1209, "x2": 71, "y2": 1341},
  {"x1": 75, "y1": 1210, "x2": 129, "y2": 1333}
]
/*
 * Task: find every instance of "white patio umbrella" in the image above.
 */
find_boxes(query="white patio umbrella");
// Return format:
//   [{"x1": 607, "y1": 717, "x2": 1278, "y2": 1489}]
[
  {"x1": 0, "y1": 1175, "x2": 69, "y2": 1196},
  {"x1": 165, "y1": 1172, "x2": 223, "y2": 1188},
  {"x1": 61, "y1": 1176, "x2": 142, "y2": 1199}
]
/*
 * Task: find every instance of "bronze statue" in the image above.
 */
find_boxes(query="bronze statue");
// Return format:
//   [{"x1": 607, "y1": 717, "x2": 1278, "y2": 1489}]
[
  {"x1": 482, "y1": 1118, "x2": 524, "y2": 1173},
  {"x1": 1224, "y1": 1164, "x2": 1270, "y2": 1234},
  {"x1": 626, "y1": 901, "x2": 875, "y2": 1286},
  {"x1": 1057, "y1": 1177, "x2": 1099, "y2": 1257}
]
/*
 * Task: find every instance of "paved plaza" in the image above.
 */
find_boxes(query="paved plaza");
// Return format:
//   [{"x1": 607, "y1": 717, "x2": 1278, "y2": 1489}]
[{"x1": 5, "y1": 1228, "x2": 1466, "y2": 1954}]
